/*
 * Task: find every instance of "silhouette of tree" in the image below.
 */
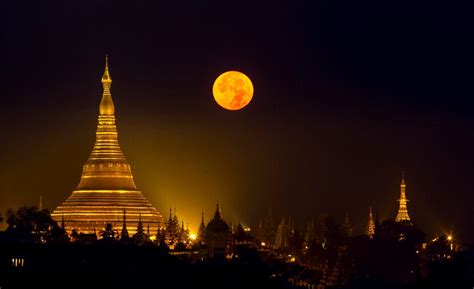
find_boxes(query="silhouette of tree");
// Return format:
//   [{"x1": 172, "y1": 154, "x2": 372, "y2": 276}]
[
  {"x1": 174, "y1": 241, "x2": 187, "y2": 251},
  {"x1": 379, "y1": 219, "x2": 425, "y2": 247},
  {"x1": 133, "y1": 217, "x2": 148, "y2": 245},
  {"x1": 426, "y1": 235, "x2": 453, "y2": 260},
  {"x1": 305, "y1": 239, "x2": 325, "y2": 266},
  {"x1": 71, "y1": 229, "x2": 79, "y2": 242},
  {"x1": 100, "y1": 223, "x2": 116, "y2": 241},
  {"x1": 289, "y1": 229, "x2": 304, "y2": 254},
  {"x1": 5, "y1": 206, "x2": 63, "y2": 243},
  {"x1": 49, "y1": 223, "x2": 69, "y2": 243},
  {"x1": 323, "y1": 216, "x2": 346, "y2": 249},
  {"x1": 234, "y1": 223, "x2": 253, "y2": 243}
]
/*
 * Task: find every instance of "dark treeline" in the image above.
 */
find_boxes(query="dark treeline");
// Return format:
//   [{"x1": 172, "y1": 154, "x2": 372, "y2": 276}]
[{"x1": 0, "y1": 206, "x2": 473, "y2": 289}]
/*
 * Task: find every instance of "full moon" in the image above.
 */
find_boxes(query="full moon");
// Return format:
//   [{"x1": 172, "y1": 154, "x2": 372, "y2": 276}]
[{"x1": 212, "y1": 71, "x2": 254, "y2": 110}]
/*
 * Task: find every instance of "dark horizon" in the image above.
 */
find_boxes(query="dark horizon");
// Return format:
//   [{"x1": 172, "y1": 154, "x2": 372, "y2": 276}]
[{"x1": 1, "y1": 0, "x2": 473, "y2": 242}]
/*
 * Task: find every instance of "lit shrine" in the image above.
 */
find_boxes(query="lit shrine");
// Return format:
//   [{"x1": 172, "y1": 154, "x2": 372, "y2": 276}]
[{"x1": 52, "y1": 56, "x2": 163, "y2": 235}]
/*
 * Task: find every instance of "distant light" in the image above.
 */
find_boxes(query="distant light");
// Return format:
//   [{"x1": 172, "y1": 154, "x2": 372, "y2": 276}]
[
  {"x1": 190, "y1": 233, "x2": 197, "y2": 241},
  {"x1": 261, "y1": 242, "x2": 266, "y2": 246},
  {"x1": 11, "y1": 258, "x2": 25, "y2": 268},
  {"x1": 149, "y1": 235, "x2": 156, "y2": 241},
  {"x1": 447, "y1": 235, "x2": 453, "y2": 241},
  {"x1": 289, "y1": 257, "x2": 296, "y2": 263},
  {"x1": 244, "y1": 228, "x2": 251, "y2": 232}
]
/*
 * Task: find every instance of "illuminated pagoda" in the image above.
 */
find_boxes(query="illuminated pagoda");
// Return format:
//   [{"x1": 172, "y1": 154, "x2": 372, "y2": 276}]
[
  {"x1": 367, "y1": 206, "x2": 375, "y2": 238},
  {"x1": 395, "y1": 173, "x2": 411, "y2": 223},
  {"x1": 52, "y1": 56, "x2": 162, "y2": 235}
]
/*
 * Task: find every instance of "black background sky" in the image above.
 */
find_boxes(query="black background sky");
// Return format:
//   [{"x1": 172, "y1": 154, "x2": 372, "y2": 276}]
[{"x1": 1, "y1": 0, "x2": 473, "y2": 241}]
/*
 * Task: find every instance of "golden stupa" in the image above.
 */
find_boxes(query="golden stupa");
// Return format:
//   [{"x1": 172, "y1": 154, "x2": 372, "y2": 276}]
[{"x1": 52, "y1": 56, "x2": 162, "y2": 235}]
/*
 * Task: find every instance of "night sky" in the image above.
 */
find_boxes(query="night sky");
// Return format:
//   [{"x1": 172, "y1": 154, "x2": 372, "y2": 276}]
[{"x1": 1, "y1": 0, "x2": 473, "y2": 241}]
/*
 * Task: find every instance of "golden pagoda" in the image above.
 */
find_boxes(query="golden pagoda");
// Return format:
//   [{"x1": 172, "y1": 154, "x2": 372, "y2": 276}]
[
  {"x1": 52, "y1": 56, "x2": 162, "y2": 235},
  {"x1": 395, "y1": 173, "x2": 411, "y2": 222},
  {"x1": 367, "y1": 206, "x2": 375, "y2": 238}
]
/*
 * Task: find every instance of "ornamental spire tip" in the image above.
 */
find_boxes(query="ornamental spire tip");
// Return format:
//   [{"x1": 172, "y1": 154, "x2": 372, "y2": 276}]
[
  {"x1": 102, "y1": 54, "x2": 112, "y2": 84},
  {"x1": 99, "y1": 55, "x2": 114, "y2": 115}
]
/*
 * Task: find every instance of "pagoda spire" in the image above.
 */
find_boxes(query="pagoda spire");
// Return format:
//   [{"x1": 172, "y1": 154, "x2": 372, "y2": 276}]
[
  {"x1": 121, "y1": 209, "x2": 129, "y2": 240},
  {"x1": 75, "y1": 55, "x2": 136, "y2": 190},
  {"x1": 198, "y1": 210, "x2": 206, "y2": 242},
  {"x1": 395, "y1": 173, "x2": 411, "y2": 222},
  {"x1": 136, "y1": 213, "x2": 143, "y2": 234},
  {"x1": 367, "y1": 206, "x2": 375, "y2": 238},
  {"x1": 214, "y1": 203, "x2": 222, "y2": 220},
  {"x1": 100, "y1": 54, "x2": 114, "y2": 115}
]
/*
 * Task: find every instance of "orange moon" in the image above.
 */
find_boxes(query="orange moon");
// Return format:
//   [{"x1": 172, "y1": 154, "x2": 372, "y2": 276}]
[{"x1": 212, "y1": 71, "x2": 254, "y2": 110}]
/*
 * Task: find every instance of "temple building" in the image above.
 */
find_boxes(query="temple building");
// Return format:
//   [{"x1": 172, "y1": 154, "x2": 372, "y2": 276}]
[
  {"x1": 395, "y1": 173, "x2": 411, "y2": 223},
  {"x1": 52, "y1": 56, "x2": 163, "y2": 235},
  {"x1": 274, "y1": 217, "x2": 291, "y2": 249},
  {"x1": 205, "y1": 204, "x2": 231, "y2": 258}
]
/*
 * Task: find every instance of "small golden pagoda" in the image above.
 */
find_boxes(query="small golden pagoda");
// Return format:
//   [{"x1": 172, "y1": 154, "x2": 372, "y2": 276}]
[
  {"x1": 395, "y1": 173, "x2": 411, "y2": 223},
  {"x1": 367, "y1": 206, "x2": 375, "y2": 238},
  {"x1": 52, "y1": 56, "x2": 162, "y2": 235}
]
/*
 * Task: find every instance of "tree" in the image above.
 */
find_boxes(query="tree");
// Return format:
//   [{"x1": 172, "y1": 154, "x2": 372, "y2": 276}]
[
  {"x1": 174, "y1": 241, "x2": 187, "y2": 251},
  {"x1": 289, "y1": 229, "x2": 304, "y2": 255},
  {"x1": 71, "y1": 229, "x2": 79, "y2": 242},
  {"x1": 426, "y1": 235, "x2": 452, "y2": 260},
  {"x1": 49, "y1": 223, "x2": 69, "y2": 243},
  {"x1": 133, "y1": 217, "x2": 148, "y2": 245},
  {"x1": 323, "y1": 216, "x2": 346, "y2": 249},
  {"x1": 379, "y1": 219, "x2": 425, "y2": 247},
  {"x1": 100, "y1": 223, "x2": 116, "y2": 241},
  {"x1": 5, "y1": 206, "x2": 63, "y2": 243}
]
